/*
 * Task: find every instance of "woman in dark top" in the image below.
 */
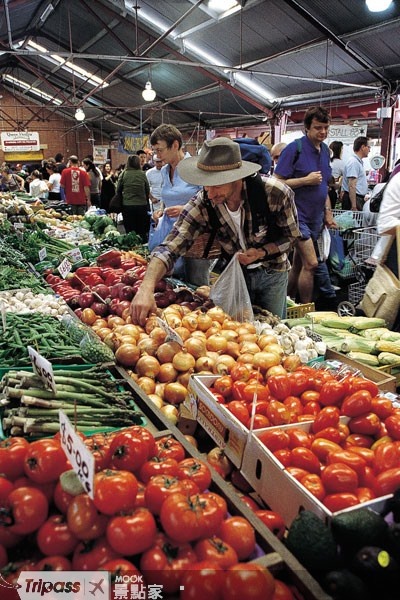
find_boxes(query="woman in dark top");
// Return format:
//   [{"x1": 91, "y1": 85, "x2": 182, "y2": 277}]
[
  {"x1": 82, "y1": 158, "x2": 101, "y2": 207},
  {"x1": 118, "y1": 155, "x2": 150, "y2": 240},
  {"x1": 100, "y1": 163, "x2": 116, "y2": 212}
]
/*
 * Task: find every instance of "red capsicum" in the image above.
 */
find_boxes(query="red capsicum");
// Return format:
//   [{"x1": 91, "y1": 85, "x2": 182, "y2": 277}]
[
  {"x1": 96, "y1": 249, "x2": 122, "y2": 268},
  {"x1": 75, "y1": 266, "x2": 102, "y2": 278}
]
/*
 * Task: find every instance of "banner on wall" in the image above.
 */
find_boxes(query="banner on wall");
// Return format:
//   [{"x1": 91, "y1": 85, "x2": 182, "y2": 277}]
[
  {"x1": 1, "y1": 131, "x2": 40, "y2": 152},
  {"x1": 326, "y1": 125, "x2": 367, "y2": 145},
  {"x1": 118, "y1": 132, "x2": 149, "y2": 154},
  {"x1": 93, "y1": 146, "x2": 109, "y2": 164}
]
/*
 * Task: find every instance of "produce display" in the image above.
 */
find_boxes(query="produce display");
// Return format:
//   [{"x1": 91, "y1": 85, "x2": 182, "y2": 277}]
[
  {"x1": 1, "y1": 364, "x2": 145, "y2": 437},
  {"x1": 0, "y1": 429, "x2": 298, "y2": 600},
  {"x1": 0, "y1": 290, "x2": 69, "y2": 318}
]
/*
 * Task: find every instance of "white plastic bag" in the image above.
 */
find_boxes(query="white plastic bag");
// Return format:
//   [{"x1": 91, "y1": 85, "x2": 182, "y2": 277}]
[
  {"x1": 209, "y1": 253, "x2": 254, "y2": 322},
  {"x1": 321, "y1": 226, "x2": 331, "y2": 260}
]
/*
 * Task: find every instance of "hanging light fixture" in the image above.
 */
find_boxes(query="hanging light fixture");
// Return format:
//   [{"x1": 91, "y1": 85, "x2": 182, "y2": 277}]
[
  {"x1": 142, "y1": 81, "x2": 156, "y2": 102},
  {"x1": 365, "y1": 0, "x2": 392, "y2": 12},
  {"x1": 74, "y1": 107, "x2": 86, "y2": 121}
]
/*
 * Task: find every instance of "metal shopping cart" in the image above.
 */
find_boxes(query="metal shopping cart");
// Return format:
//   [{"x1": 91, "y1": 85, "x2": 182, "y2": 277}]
[{"x1": 336, "y1": 226, "x2": 379, "y2": 316}]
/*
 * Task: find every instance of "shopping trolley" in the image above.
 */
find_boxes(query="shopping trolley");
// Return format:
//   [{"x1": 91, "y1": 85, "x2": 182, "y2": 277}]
[
  {"x1": 336, "y1": 226, "x2": 379, "y2": 316},
  {"x1": 328, "y1": 209, "x2": 365, "y2": 285}
]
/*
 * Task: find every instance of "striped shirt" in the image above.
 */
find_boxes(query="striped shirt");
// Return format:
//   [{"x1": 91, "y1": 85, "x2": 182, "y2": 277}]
[{"x1": 152, "y1": 176, "x2": 300, "y2": 273}]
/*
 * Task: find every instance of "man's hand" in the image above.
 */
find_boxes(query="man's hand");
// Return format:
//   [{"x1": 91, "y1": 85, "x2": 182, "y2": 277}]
[
  {"x1": 304, "y1": 171, "x2": 323, "y2": 186},
  {"x1": 130, "y1": 285, "x2": 157, "y2": 327},
  {"x1": 237, "y1": 248, "x2": 265, "y2": 265},
  {"x1": 164, "y1": 205, "x2": 182, "y2": 218}
]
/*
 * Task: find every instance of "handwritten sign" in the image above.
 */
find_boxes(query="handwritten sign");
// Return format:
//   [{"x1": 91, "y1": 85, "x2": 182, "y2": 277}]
[
  {"x1": 59, "y1": 411, "x2": 95, "y2": 498},
  {"x1": 28, "y1": 346, "x2": 57, "y2": 394},
  {"x1": 65, "y1": 248, "x2": 83, "y2": 263},
  {"x1": 38, "y1": 247, "x2": 47, "y2": 262},
  {"x1": 58, "y1": 258, "x2": 72, "y2": 279}
]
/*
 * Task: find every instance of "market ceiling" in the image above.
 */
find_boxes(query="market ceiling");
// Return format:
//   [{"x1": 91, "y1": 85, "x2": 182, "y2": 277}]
[{"x1": 1, "y1": 0, "x2": 400, "y2": 138}]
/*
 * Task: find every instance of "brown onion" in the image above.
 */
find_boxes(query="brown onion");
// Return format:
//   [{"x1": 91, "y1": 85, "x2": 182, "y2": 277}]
[
  {"x1": 149, "y1": 326, "x2": 167, "y2": 345},
  {"x1": 222, "y1": 319, "x2": 240, "y2": 330},
  {"x1": 205, "y1": 324, "x2": 222, "y2": 338},
  {"x1": 155, "y1": 382, "x2": 166, "y2": 398},
  {"x1": 174, "y1": 327, "x2": 191, "y2": 342},
  {"x1": 92, "y1": 318, "x2": 109, "y2": 330},
  {"x1": 264, "y1": 343, "x2": 284, "y2": 357},
  {"x1": 145, "y1": 315, "x2": 159, "y2": 334},
  {"x1": 253, "y1": 351, "x2": 281, "y2": 371},
  {"x1": 237, "y1": 322, "x2": 257, "y2": 335},
  {"x1": 237, "y1": 333, "x2": 259, "y2": 344},
  {"x1": 107, "y1": 316, "x2": 126, "y2": 329},
  {"x1": 157, "y1": 363, "x2": 179, "y2": 383},
  {"x1": 184, "y1": 337, "x2": 207, "y2": 359},
  {"x1": 257, "y1": 334, "x2": 278, "y2": 350},
  {"x1": 135, "y1": 355, "x2": 161, "y2": 378},
  {"x1": 115, "y1": 343, "x2": 140, "y2": 367},
  {"x1": 137, "y1": 337, "x2": 159, "y2": 356},
  {"x1": 206, "y1": 334, "x2": 228, "y2": 354},
  {"x1": 237, "y1": 352, "x2": 255, "y2": 365},
  {"x1": 225, "y1": 340, "x2": 240, "y2": 359},
  {"x1": 195, "y1": 355, "x2": 216, "y2": 372},
  {"x1": 177, "y1": 369, "x2": 194, "y2": 387},
  {"x1": 163, "y1": 382, "x2": 187, "y2": 404},
  {"x1": 137, "y1": 376, "x2": 156, "y2": 395},
  {"x1": 239, "y1": 341, "x2": 261, "y2": 355},
  {"x1": 162, "y1": 313, "x2": 182, "y2": 329},
  {"x1": 95, "y1": 327, "x2": 113, "y2": 340},
  {"x1": 206, "y1": 306, "x2": 226, "y2": 324},
  {"x1": 282, "y1": 354, "x2": 302, "y2": 372},
  {"x1": 172, "y1": 350, "x2": 196, "y2": 372},
  {"x1": 266, "y1": 365, "x2": 288, "y2": 377},
  {"x1": 196, "y1": 313, "x2": 213, "y2": 331},
  {"x1": 181, "y1": 314, "x2": 198, "y2": 332},
  {"x1": 213, "y1": 354, "x2": 237, "y2": 374},
  {"x1": 156, "y1": 341, "x2": 182, "y2": 364},
  {"x1": 148, "y1": 394, "x2": 164, "y2": 409}
]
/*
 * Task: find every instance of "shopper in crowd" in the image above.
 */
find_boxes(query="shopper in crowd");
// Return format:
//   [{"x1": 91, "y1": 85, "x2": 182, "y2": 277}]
[
  {"x1": 150, "y1": 124, "x2": 210, "y2": 286},
  {"x1": 60, "y1": 155, "x2": 90, "y2": 215},
  {"x1": 82, "y1": 158, "x2": 102, "y2": 207},
  {"x1": 0, "y1": 167, "x2": 25, "y2": 192},
  {"x1": 146, "y1": 155, "x2": 164, "y2": 212},
  {"x1": 130, "y1": 137, "x2": 299, "y2": 326},
  {"x1": 341, "y1": 136, "x2": 370, "y2": 211},
  {"x1": 118, "y1": 154, "x2": 150, "y2": 240},
  {"x1": 136, "y1": 150, "x2": 151, "y2": 172},
  {"x1": 271, "y1": 140, "x2": 338, "y2": 310},
  {"x1": 274, "y1": 106, "x2": 335, "y2": 304},
  {"x1": 29, "y1": 170, "x2": 49, "y2": 199},
  {"x1": 100, "y1": 163, "x2": 117, "y2": 213},
  {"x1": 46, "y1": 163, "x2": 62, "y2": 201},
  {"x1": 54, "y1": 153, "x2": 67, "y2": 173},
  {"x1": 328, "y1": 140, "x2": 344, "y2": 208}
]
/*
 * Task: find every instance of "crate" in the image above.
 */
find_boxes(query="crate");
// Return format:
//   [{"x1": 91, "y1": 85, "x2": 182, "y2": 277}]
[
  {"x1": 325, "y1": 348, "x2": 396, "y2": 392},
  {"x1": 286, "y1": 302, "x2": 315, "y2": 319},
  {"x1": 348, "y1": 280, "x2": 366, "y2": 305}
]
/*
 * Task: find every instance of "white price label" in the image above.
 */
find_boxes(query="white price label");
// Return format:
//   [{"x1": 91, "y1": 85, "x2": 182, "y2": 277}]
[
  {"x1": 156, "y1": 317, "x2": 183, "y2": 345},
  {"x1": 59, "y1": 411, "x2": 95, "y2": 498},
  {"x1": 28, "y1": 346, "x2": 57, "y2": 394},
  {"x1": 38, "y1": 247, "x2": 47, "y2": 261},
  {"x1": 13, "y1": 222, "x2": 24, "y2": 230},
  {"x1": 58, "y1": 257, "x2": 72, "y2": 278},
  {"x1": 65, "y1": 248, "x2": 83, "y2": 263}
]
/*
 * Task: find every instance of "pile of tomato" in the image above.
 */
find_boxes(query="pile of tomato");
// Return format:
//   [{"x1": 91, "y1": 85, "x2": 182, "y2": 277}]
[
  {"x1": 211, "y1": 364, "x2": 400, "y2": 513},
  {"x1": 0, "y1": 427, "x2": 296, "y2": 600}
]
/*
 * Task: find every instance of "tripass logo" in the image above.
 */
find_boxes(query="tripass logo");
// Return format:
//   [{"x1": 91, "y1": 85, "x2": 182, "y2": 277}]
[{"x1": 13, "y1": 572, "x2": 109, "y2": 600}]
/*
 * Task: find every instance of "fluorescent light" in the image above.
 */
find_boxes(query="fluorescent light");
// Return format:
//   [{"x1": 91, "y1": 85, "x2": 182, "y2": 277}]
[
  {"x1": 235, "y1": 72, "x2": 274, "y2": 102},
  {"x1": 3, "y1": 74, "x2": 62, "y2": 105},
  {"x1": 366, "y1": 0, "x2": 392, "y2": 12},
  {"x1": 184, "y1": 40, "x2": 228, "y2": 67},
  {"x1": 209, "y1": 0, "x2": 238, "y2": 13}
]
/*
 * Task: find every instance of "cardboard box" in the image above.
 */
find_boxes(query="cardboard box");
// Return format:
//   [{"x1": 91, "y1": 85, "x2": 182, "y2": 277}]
[
  {"x1": 241, "y1": 421, "x2": 392, "y2": 527},
  {"x1": 187, "y1": 375, "x2": 249, "y2": 468},
  {"x1": 325, "y1": 348, "x2": 396, "y2": 393}
]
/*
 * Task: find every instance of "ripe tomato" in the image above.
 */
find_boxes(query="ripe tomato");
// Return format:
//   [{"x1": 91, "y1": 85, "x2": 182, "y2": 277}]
[
  {"x1": 326, "y1": 449, "x2": 367, "y2": 479},
  {"x1": 314, "y1": 427, "x2": 341, "y2": 444},
  {"x1": 23, "y1": 439, "x2": 67, "y2": 484},
  {"x1": 301, "y1": 401, "x2": 321, "y2": 417},
  {"x1": 106, "y1": 507, "x2": 157, "y2": 555},
  {"x1": 311, "y1": 438, "x2": 342, "y2": 462},
  {"x1": 222, "y1": 563, "x2": 275, "y2": 600},
  {"x1": 257, "y1": 429, "x2": 290, "y2": 452},
  {"x1": 72, "y1": 536, "x2": 119, "y2": 570},
  {"x1": 273, "y1": 449, "x2": 292, "y2": 468},
  {"x1": 286, "y1": 428, "x2": 312, "y2": 449},
  {"x1": 283, "y1": 396, "x2": 303, "y2": 418},
  {"x1": 285, "y1": 467, "x2": 309, "y2": 481},
  {"x1": 348, "y1": 412, "x2": 381, "y2": 436},
  {"x1": 374, "y1": 467, "x2": 400, "y2": 496},
  {"x1": 343, "y1": 433, "x2": 373, "y2": 449},
  {"x1": 0, "y1": 437, "x2": 29, "y2": 480},
  {"x1": 214, "y1": 375, "x2": 234, "y2": 398},
  {"x1": 53, "y1": 481, "x2": 74, "y2": 514},
  {"x1": 319, "y1": 380, "x2": 347, "y2": 406},
  {"x1": 371, "y1": 397, "x2": 394, "y2": 420},
  {"x1": 272, "y1": 580, "x2": 295, "y2": 600},
  {"x1": 139, "y1": 456, "x2": 179, "y2": 483},
  {"x1": 373, "y1": 441, "x2": 400, "y2": 474},
  {"x1": 243, "y1": 381, "x2": 270, "y2": 403},
  {"x1": 323, "y1": 492, "x2": 359, "y2": 512},
  {"x1": 109, "y1": 430, "x2": 148, "y2": 472},
  {"x1": 67, "y1": 493, "x2": 107, "y2": 541},
  {"x1": 84, "y1": 435, "x2": 111, "y2": 472},
  {"x1": 356, "y1": 487, "x2": 376, "y2": 504},
  {"x1": 226, "y1": 400, "x2": 249, "y2": 425},
  {"x1": 3, "y1": 486, "x2": 48, "y2": 534},
  {"x1": 217, "y1": 516, "x2": 256, "y2": 561},
  {"x1": 266, "y1": 400, "x2": 291, "y2": 426},
  {"x1": 176, "y1": 458, "x2": 212, "y2": 492},
  {"x1": 321, "y1": 463, "x2": 358, "y2": 494},
  {"x1": 230, "y1": 363, "x2": 252, "y2": 382},
  {"x1": 341, "y1": 390, "x2": 372, "y2": 417},
  {"x1": 254, "y1": 510, "x2": 286, "y2": 539},
  {"x1": 300, "y1": 473, "x2": 326, "y2": 501},
  {"x1": 0, "y1": 476, "x2": 14, "y2": 503},
  {"x1": 160, "y1": 492, "x2": 225, "y2": 543},
  {"x1": 247, "y1": 414, "x2": 271, "y2": 430},
  {"x1": 345, "y1": 446, "x2": 375, "y2": 467},
  {"x1": 194, "y1": 536, "x2": 238, "y2": 568},
  {"x1": 231, "y1": 380, "x2": 247, "y2": 402},
  {"x1": 36, "y1": 514, "x2": 78, "y2": 556},
  {"x1": 290, "y1": 447, "x2": 321, "y2": 475},
  {"x1": 36, "y1": 555, "x2": 72, "y2": 571},
  {"x1": 267, "y1": 375, "x2": 291, "y2": 401},
  {"x1": 140, "y1": 534, "x2": 197, "y2": 594},
  {"x1": 155, "y1": 436, "x2": 186, "y2": 462},
  {"x1": 311, "y1": 406, "x2": 340, "y2": 433},
  {"x1": 287, "y1": 371, "x2": 309, "y2": 397},
  {"x1": 93, "y1": 469, "x2": 138, "y2": 515},
  {"x1": 346, "y1": 376, "x2": 379, "y2": 397},
  {"x1": 144, "y1": 475, "x2": 199, "y2": 515},
  {"x1": 384, "y1": 414, "x2": 400, "y2": 440},
  {"x1": 300, "y1": 390, "x2": 320, "y2": 405},
  {"x1": 180, "y1": 560, "x2": 224, "y2": 600},
  {"x1": 123, "y1": 425, "x2": 157, "y2": 458}
]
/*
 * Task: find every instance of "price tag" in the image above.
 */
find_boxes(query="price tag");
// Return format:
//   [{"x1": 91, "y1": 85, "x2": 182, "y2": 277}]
[
  {"x1": 38, "y1": 247, "x2": 47, "y2": 262},
  {"x1": 65, "y1": 248, "x2": 83, "y2": 263},
  {"x1": 156, "y1": 317, "x2": 183, "y2": 345},
  {"x1": 59, "y1": 411, "x2": 95, "y2": 498},
  {"x1": 13, "y1": 222, "x2": 24, "y2": 238},
  {"x1": 28, "y1": 346, "x2": 57, "y2": 394},
  {"x1": 13, "y1": 222, "x2": 24, "y2": 230},
  {"x1": 58, "y1": 257, "x2": 72, "y2": 279}
]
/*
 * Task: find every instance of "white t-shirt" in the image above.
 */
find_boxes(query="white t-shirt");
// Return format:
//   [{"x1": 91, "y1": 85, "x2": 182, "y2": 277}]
[
  {"x1": 49, "y1": 172, "x2": 61, "y2": 193},
  {"x1": 29, "y1": 179, "x2": 48, "y2": 198}
]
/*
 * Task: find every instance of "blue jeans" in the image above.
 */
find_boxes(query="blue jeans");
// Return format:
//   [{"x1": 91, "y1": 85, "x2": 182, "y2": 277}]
[
  {"x1": 314, "y1": 261, "x2": 336, "y2": 299},
  {"x1": 245, "y1": 267, "x2": 288, "y2": 319}
]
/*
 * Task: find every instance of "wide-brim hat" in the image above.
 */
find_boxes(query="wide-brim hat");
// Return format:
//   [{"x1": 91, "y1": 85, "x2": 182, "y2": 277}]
[{"x1": 177, "y1": 137, "x2": 261, "y2": 186}]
